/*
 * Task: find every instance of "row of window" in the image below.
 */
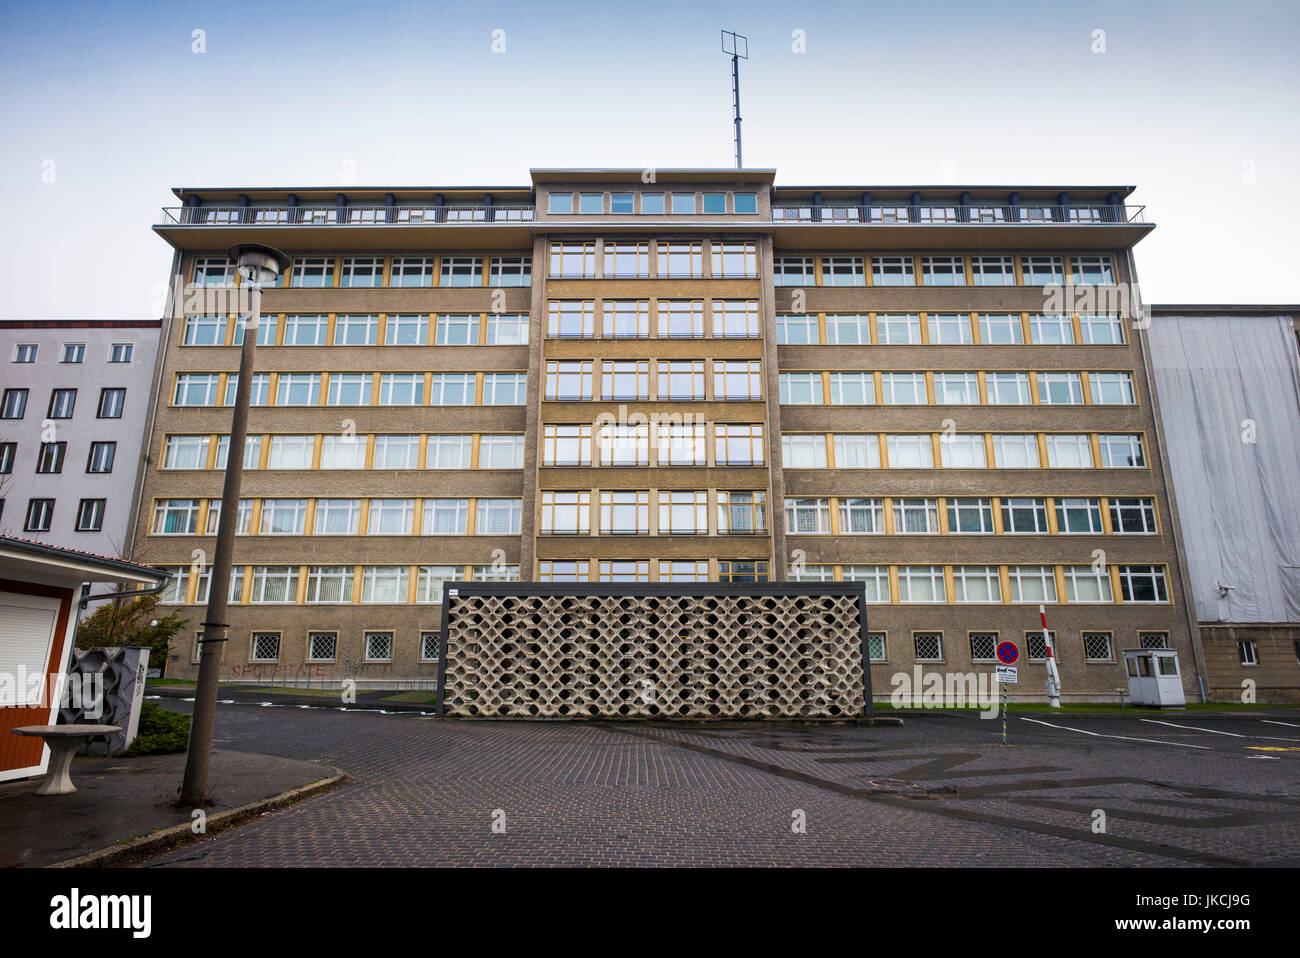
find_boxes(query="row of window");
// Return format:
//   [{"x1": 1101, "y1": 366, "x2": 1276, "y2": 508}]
[
  {"x1": 192, "y1": 255, "x2": 530, "y2": 289},
  {"x1": 546, "y1": 191, "x2": 759, "y2": 216},
  {"x1": 777, "y1": 369, "x2": 1135, "y2": 406},
  {"x1": 544, "y1": 360, "x2": 762, "y2": 401},
  {"x1": 773, "y1": 253, "x2": 1115, "y2": 288},
  {"x1": 546, "y1": 299, "x2": 764, "y2": 338},
  {"x1": 548, "y1": 241, "x2": 759, "y2": 278},
  {"x1": 151, "y1": 497, "x2": 524, "y2": 537},
  {"x1": 10, "y1": 342, "x2": 134, "y2": 364},
  {"x1": 172, "y1": 371, "x2": 526, "y2": 407},
  {"x1": 782, "y1": 496, "x2": 1158, "y2": 536},
  {"x1": 0, "y1": 387, "x2": 126, "y2": 420},
  {"x1": 223, "y1": 629, "x2": 439, "y2": 665},
  {"x1": 161, "y1": 433, "x2": 523, "y2": 471},
  {"x1": 540, "y1": 423, "x2": 764, "y2": 467},
  {"x1": 538, "y1": 490, "x2": 767, "y2": 535},
  {"x1": 0, "y1": 441, "x2": 117, "y2": 475},
  {"x1": 181, "y1": 312, "x2": 529, "y2": 348},
  {"x1": 8, "y1": 497, "x2": 108, "y2": 533},
  {"x1": 863, "y1": 629, "x2": 1171, "y2": 665},
  {"x1": 781, "y1": 432, "x2": 1147, "y2": 470},
  {"x1": 776, "y1": 312, "x2": 1126, "y2": 346}
]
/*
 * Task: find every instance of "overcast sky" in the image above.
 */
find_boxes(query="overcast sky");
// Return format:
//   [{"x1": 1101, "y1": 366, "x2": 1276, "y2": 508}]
[{"x1": 1, "y1": 0, "x2": 1296, "y2": 318}]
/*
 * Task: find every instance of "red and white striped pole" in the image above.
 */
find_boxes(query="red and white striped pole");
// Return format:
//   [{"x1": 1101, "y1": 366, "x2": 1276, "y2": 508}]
[{"x1": 1040, "y1": 604, "x2": 1061, "y2": 708}]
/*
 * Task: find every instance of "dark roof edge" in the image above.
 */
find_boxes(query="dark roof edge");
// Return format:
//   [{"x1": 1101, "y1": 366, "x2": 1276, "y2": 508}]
[
  {"x1": 1150, "y1": 304, "x2": 1300, "y2": 315},
  {"x1": 0, "y1": 536, "x2": 168, "y2": 581}
]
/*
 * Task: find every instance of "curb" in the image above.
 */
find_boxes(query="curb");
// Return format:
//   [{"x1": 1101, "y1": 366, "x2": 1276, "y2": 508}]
[
  {"x1": 148, "y1": 687, "x2": 437, "y2": 714},
  {"x1": 883, "y1": 708, "x2": 1300, "y2": 722},
  {"x1": 48, "y1": 764, "x2": 347, "y2": 868}
]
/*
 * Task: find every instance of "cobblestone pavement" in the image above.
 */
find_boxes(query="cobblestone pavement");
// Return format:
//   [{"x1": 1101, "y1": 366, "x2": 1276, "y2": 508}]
[{"x1": 139, "y1": 701, "x2": 1300, "y2": 867}]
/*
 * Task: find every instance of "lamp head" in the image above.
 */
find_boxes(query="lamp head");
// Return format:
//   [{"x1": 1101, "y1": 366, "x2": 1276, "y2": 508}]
[{"x1": 227, "y1": 243, "x2": 290, "y2": 287}]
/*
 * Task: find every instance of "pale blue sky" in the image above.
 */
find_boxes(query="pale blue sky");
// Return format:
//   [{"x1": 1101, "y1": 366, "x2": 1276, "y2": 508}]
[{"x1": 1, "y1": 0, "x2": 1296, "y2": 317}]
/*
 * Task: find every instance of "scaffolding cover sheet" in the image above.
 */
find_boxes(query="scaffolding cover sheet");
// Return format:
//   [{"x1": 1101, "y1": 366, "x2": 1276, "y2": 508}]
[{"x1": 1148, "y1": 314, "x2": 1300, "y2": 623}]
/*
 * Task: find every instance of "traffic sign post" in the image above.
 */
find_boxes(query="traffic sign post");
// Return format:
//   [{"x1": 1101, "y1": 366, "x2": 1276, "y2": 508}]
[{"x1": 994, "y1": 657, "x2": 1018, "y2": 746}]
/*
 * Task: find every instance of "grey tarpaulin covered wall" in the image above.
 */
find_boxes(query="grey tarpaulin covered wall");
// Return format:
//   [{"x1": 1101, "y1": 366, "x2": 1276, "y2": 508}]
[{"x1": 1148, "y1": 313, "x2": 1300, "y2": 623}]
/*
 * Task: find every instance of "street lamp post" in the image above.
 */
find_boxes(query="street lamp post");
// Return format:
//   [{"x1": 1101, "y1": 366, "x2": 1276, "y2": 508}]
[{"x1": 180, "y1": 243, "x2": 289, "y2": 806}]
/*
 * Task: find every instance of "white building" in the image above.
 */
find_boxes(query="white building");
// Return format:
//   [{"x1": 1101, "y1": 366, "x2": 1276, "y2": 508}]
[{"x1": 0, "y1": 321, "x2": 161, "y2": 571}]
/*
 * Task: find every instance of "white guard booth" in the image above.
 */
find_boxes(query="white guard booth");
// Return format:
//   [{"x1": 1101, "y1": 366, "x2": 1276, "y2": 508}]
[{"x1": 1122, "y1": 649, "x2": 1186, "y2": 708}]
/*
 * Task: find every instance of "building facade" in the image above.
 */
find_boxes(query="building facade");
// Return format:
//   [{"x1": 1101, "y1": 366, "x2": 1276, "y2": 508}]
[
  {"x1": 1148, "y1": 306, "x2": 1300, "y2": 702},
  {"x1": 0, "y1": 321, "x2": 161, "y2": 575},
  {"x1": 133, "y1": 171, "x2": 1201, "y2": 699}
]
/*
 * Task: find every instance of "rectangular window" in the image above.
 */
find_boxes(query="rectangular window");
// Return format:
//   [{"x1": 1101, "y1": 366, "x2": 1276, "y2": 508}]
[
  {"x1": 656, "y1": 423, "x2": 705, "y2": 466},
  {"x1": 1056, "y1": 497, "x2": 1104, "y2": 534},
  {"x1": 382, "y1": 373, "x2": 428, "y2": 405},
  {"x1": 842, "y1": 566, "x2": 890, "y2": 602},
  {"x1": 657, "y1": 242, "x2": 704, "y2": 278},
  {"x1": 223, "y1": 373, "x2": 270, "y2": 407},
  {"x1": 893, "y1": 497, "x2": 939, "y2": 534},
  {"x1": 484, "y1": 314, "x2": 529, "y2": 345},
  {"x1": 213, "y1": 435, "x2": 262, "y2": 471},
  {"x1": 713, "y1": 360, "x2": 762, "y2": 401},
  {"x1": 266, "y1": 435, "x2": 314, "y2": 469},
  {"x1": 434, "y1": 313, "x2": 480, "y2": 345},
  {"x1": 75, "y1": 498, "x2": 105, "y2": 532},
  {"x1": 291, "y1": 257, "x2": 334, "y2": 287},
  {"x1": 601, "y1": 360, "x2": 650, "y2": 400},
  {"x1": 828, "y1": 372, "x2": 875, "y2": 405},
  {"x1": 1097, "y1": 434, "x2": 1145, "y2": 468},
  {"x1": 307, "y1": 631, "x2": 339, "y2": 660},
  {"x1": 820, "y1": 256, "x2": 866, "y2": 286},
  {"x1": 35, "y1": 442, "x2": 66, "y2": 474},
  {"x1": 933, "y1": 372, "x2": 979, "y2": 405},
  {"x1": 193, "y1": 256, "x2": 234, "y2": 286},
  {"x1": 785, "y1": 497, "x2": 832, "y2": 534},
  {"x1": 0, "y1": 441, "x2": 12, "y2": 474},
  {"x1": 548, "y1": 192, "x2": 573, "y2": 214},
  {"x1": 1029, "y1": 314, "x2": 1075, "y2": 344},
  {"x1": 640, "y1": 193, "x2": 664, "y2": 215},
  {"x1": 880, "y1": 373, "x2": 926, "y2": 405},
  {"x1": 1021, "y1": 255, "x2": 1065, "y2": 285},
  {"x1": 1091, "y1": 372, "x2": 1136, "y2": 405},
  {"x1": 779, "y1": 372, "x2": 823, "y2": 405},
  {"x1": 773, "y1": 256, "x2": 815, "y2": 287},
  {"x1": 61, "y1": 343, "x2": 85, "y2": 363},
  {"x1": 602, "y1": 301, "x2": 649, "y2": 338},
  {"x1": 1064, "y1": 567, "x2": 1113, "y2": 603},
  {"x1": 48, "y1": 389, "x2": 76, "y2": 419},
  {"x1": 714, "y1": 424, "x2": 764, "y2": 466},
  {"x1": 489, "y1": 256, "x2": 531, "y2": 287},
  {"x1": 734, "y1": 193, "x2": 757, "y2": 214},
  {"x1": 1139, "y1": 632, "x2": 1169, "y2": 650},
  {"x1": 1079, "y1": 314, "x2": 1125, "y2": 344},
  {"x1": 369, "y1": 498, "x2": 416, "y2": 535},
  {"x1": 598, "y1": 420, "x2": 650, "y2": 466},
  {"x1": 1001, "y1": 497, "x2": 1049, "y2": 534},
  {"x1": 599, "y1": 491, "x2": 650, "y2": 535},
  {"x1": 886, "y1": 434, "x2": 934, "y2": 468},
  {"x1": 542, "y1": 424, "x2": 593, "y2": 466},
  {"x1": 275, "y1": 373, "x2": 320, "y2": 406},
  {"x1": 717, "y1": 491, "x2": 767, "y2": 534},
  {"x1": 671, "y1": 193, "x2": 696, "y2": 214},
  {"x1": 781, "y1": 435, "x2": 827, "y2": 469},
  {"x1": 545, "y1": 362, "x2": 594, "y2": 401},
  {"x1": 657, "y1": 560, "x2": 708, "y2": 583},
  {"x1": 282, "y1": 314, "x2": 329, "y2": 345},
  {"x1": 24, "y1": 499, "x2": 54, "y2": 532},
  {"x1": 991, "y1": 433, "x2": 1039, "y2": 467},
  {"x1": 717, "y1": 560, "x2": 768, "y2": 584},
  {"x1": 538, "y1": 561, "x2": 591, "y2": 583},
  {"x1": 876, "y1": 313, "x2": 922, "y2": 345},
  {"x1": 1, "y1": 388, "x2": 28, "y2": 418},
  {"x1": 701, "y1": 193, "x2": 726, "y2": 214},
  {"x1": 441, "y1": 256, "x2": 482, "y2": 287},
  {"x1": 1238, "y1": 640, "x2": 1258, "y2": 666},
  {"x1": 478, "y1": 435, "x2": 524, "y2": 469},
  {"x1": 579, "y1": 192, "x2": 603, "y2": 214},
  {"x1": 955, "y1": 567, "x2": 1002, "y2": 604},
  {"x1": 898, "y1": 568, "x2": 945, "y2": 604},
  {"x1": 547, "y1": 300, "x2": 594, "y2": 339},
  {"x1": 318, "y1": 435, "x2": 365, "y2": 470},
  {"x1": 712, "y1": 300, "x2": 760, "y2": 338},
  {"x1": 183, "y1": 315, "x2": 226, "y2": 346},
  {"x1": 921, "y1": 256, "x2": 966, "y2": 286},
  {"x1": 838, "y1": 497, "x2": 884, "y2": 534},
  {"x1": 710, "y1": 242, "x2": 757, "y2": 278},
  {"x1": 823, "y1": 314, "x2": 870, "y2": 345},
  {"x1": 108, "y1": 343, "x2": 133, "y2": 363},
  {"x1": 250, "y1": 632, "x2": 281, "y2": 661},
  {"x1": 658, "y1": 491, "x2": 708, "y2": 534},
  {"x1": 598, "y1": 561, "x2": 651, "y2": 583},
  {"x1": 947, "y1": 497, "x2": 994, "y2": 534},
  {"x1": 656, "y1": 360, "x2": 705, "y2": 400},
  {"x1": 326, "y1": 372, "x2": 372, "y2": 406},
  {"x1": 1045, "y1": 434, "x2": 1094, "y2": 468},
  {"x1": 657, "y1": 300, "x2": 704, "y2": 338},
  {"x1": 86, "y1": 441, "x2": 116, "y2": 474},
  {"x1": 390, "y1": 257, "x2": 434, "y2": 287},
  {"x1": 609, "y1": 193, "x2": 634, "y2": 214},
  {"x1": 340, "y1": 256, "x2": 383, "y2": 287},
  {"x1": 872, "y1": 256, "x2": 914, "y2": 287},
  {"x1": 927, "y1": 313, "x2": 973, "y2": 345},
  {"x1": 1007, "y1": 565, "x2": 1058, "y2": 603},
  {"x1": 939, "y1": 434, "x2": 987, "y2": 468},
  {"x1": 424, "y1": 434, "x2": 473, "y2": 470},
  {"x1": 249, "y1": 566, "x2": 299, "y2": 604},
  {"x1": 986, "y1": 372, "x2": 1031, "y2": 405},
  {"x1": 971, "y1": 255, "x2": 1016, "y2": 285},
  {"x1": 475, "y1": 499, "x2": 522, "y2": 535},
  {"x1": 1108, "y1": 497, "x2": 1157, "y2": 534},
  {"x1": 259, "y1": 498, "x2": 308, "y2": 535},
  {"x1": 483, "y1": 373, "x2": 526, "y2": 405},
  {"x1": 1071, "y1": 256, "x2": 1114, "y2": 285},
  {"x1": 978, "y1": 313, "x2": 1024, "y2": 344},
  {"x1": 162, "y1": 435, "x2": 209, "y2": 470},
  {"x1": 363, "y1": 630, "x2": 396, "y2": 660},
  {"x1": 372, "y1": 434, "x2": 420, "y2": 470},
  {"x1": 313, "y1": 499, "x2": 362, "y2": 535},
  {"x1": 416, "y1": 566, "x2": 464, "y2": 605},
  {"x1": 1118, "y1": 565, "x2": 1169, "y2": 603},
  {"x1": 332, "y1": 314, "x2": 379, "y2": 346},
  {"x1": 968, "y1": 631, "x2": 999, "y2": 661},
  {"x1": 549, "y1": 243, "x2": 596, "y2": 278},
  {"x1": 1036, "y1": 372, "x2": 1084, "y2": 405},
  {"x1": 540, "y1": 491, "x2": 591, "y2": 534}
]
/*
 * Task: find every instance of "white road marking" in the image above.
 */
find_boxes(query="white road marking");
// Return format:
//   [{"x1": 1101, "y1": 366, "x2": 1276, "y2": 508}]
[
  {"x1": 1262, "y1": 720, "x2": 1300, "y2": 729},
  {"x1": 1140, "y1": 719, "x2": 1300, "y2": 742},
  {"x1": 1019, "y1": 717, "x2": 1212, "y2": 749}
]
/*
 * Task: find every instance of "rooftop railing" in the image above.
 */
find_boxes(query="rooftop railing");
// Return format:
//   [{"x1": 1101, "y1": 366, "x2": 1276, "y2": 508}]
[
  {"x1": 770, "y1": 204, "x2": 1145, "y2": 224},
  {"x1": 158, "y1": 205, "x2": 536, "y2": 226}
]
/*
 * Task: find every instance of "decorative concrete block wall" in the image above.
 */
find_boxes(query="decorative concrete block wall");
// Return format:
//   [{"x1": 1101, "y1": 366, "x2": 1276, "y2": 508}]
[{"x1": 438, "y1": 584, "x2": 871, "y2": 719}]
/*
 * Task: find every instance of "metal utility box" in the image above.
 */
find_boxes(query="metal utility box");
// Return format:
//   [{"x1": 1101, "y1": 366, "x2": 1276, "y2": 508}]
[{"x1": 1123, "y1": 649, "x2": 1186, "y2": 708}]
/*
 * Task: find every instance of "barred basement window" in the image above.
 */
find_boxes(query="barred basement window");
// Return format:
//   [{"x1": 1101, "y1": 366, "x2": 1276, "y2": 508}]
[
  {"x1": 866, "y1": 632, "x2": 887, "y2": 662},
  {"x1": 1082, "y1": 631, "x2": 1113, "y2": 662},
  {"x1": 1138, "y1": 631, "x2": 1169, "y2": 650},
  {"x1": 1025, "y1": 631, "x2": 1053, "y2": 661},
  {"x1": 364, "y1": 631, "x2": 394, "y2": 662},
  {"x1": 969, "y1": 632, "x2": 998, "y2": 662},
  {"x1": 420, "y1": 632, "x2": 441, "y2": 662},
  {"x1": 251, "y1": 632, "x2": 281, "y2": 662},
  {"x1": 913, "y1": 632, "x2": 943, "y2": 662},
  {"x1": 307, "y1": 632, "x2": 338, "y2": 662}
]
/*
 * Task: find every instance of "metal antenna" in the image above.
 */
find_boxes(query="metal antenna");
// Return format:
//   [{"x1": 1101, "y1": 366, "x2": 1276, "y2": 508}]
[{"x1": 721, "y1": 30, "x2": 748, "y2": 168}]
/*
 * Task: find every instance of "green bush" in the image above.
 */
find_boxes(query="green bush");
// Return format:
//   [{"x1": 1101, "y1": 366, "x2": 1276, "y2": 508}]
[{"x1": 121, "y1": 702, "x2": 191, "y2": 756}]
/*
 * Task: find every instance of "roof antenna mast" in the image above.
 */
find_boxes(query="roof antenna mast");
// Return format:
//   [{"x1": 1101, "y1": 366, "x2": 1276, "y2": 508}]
[{"x1": 721, "y1": 30, "x2": 748, "y2": 169}]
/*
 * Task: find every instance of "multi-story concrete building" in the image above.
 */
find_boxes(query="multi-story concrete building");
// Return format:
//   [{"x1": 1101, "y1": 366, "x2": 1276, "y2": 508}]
[
  {"x1": 1148, "y1": 305, "x2": 1300, "y2": 702},
  {"x1": 133, "y1": 170, "x2": 1201, "y2": 699},
  {"x1": 0, "y1": 320, "x2": 161, "y2": 576}
]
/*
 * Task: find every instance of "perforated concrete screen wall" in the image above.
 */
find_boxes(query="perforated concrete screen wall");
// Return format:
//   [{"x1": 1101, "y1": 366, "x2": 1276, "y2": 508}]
[{"x1": 437, "y1": 583, "x2": 872, "y2": 719}]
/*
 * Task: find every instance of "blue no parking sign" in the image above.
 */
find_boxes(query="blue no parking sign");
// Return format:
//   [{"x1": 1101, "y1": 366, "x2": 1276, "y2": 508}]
[{"x1": 996, "y1": 641, "x2": 1019, "y2": 664}]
